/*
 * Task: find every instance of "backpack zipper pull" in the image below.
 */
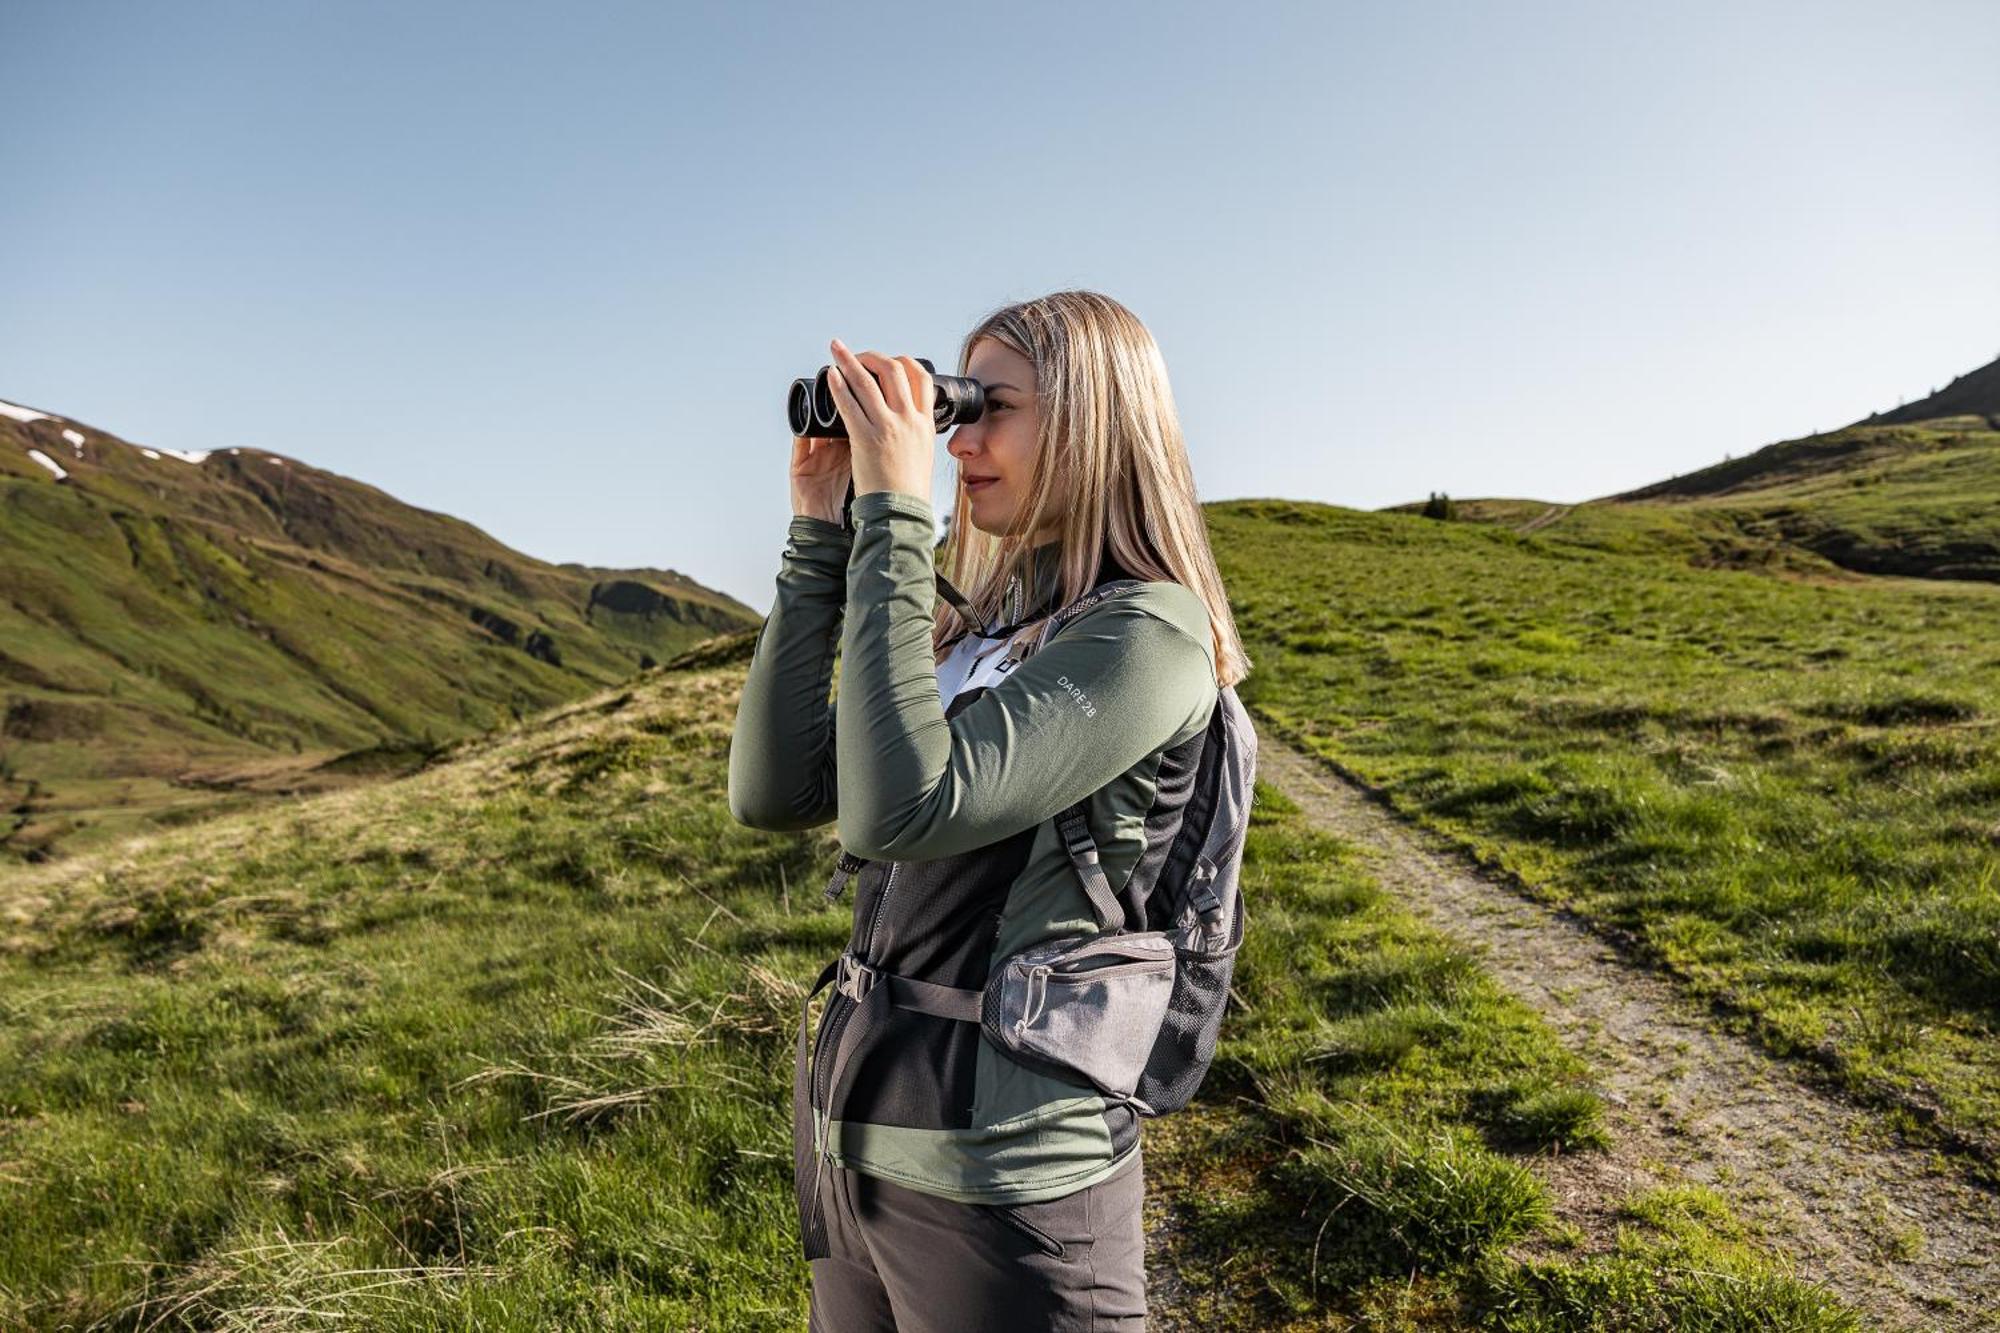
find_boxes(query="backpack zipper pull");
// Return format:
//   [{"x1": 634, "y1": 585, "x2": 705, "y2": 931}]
[{"x1": 1016, "y1": 964, "x2": 1051, "y2": 1033}]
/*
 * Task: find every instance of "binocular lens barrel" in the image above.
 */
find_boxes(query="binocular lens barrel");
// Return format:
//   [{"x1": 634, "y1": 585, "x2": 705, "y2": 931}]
[{"x1": 785, "y1": 356, "x2": 987, "y2": 439}]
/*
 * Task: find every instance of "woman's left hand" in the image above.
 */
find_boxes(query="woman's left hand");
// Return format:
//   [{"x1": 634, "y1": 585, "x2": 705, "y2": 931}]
[{"x1": 825, "y1": 337, "x2": 934, "y2": 506}]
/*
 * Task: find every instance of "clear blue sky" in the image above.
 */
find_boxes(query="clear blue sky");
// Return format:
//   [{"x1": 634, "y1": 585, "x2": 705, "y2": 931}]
[{"x1": 4, "y1": 1, "x2": 1996, "y2": 613}]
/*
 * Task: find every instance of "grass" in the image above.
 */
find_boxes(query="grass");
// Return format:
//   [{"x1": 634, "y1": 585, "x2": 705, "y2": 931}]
[
  {"x1": 1214, "y1": 495, "x2": 2000, "y2": 1171},
  {"x1": 0, "y1": 653, "x2": 1858, "y2": 1329},
  {"x1": 1601, "y1": 417, "x2": 2000, "y2": 584}
]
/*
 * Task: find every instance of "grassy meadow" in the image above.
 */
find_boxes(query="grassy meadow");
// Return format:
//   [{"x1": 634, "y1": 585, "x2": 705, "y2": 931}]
[
  {"x1": 1216, "y1": 496, "x2": 2000, "y2": 1170},
  {"x1": 0, "y1": 641, "x2": 1856, "y2": 1329}
]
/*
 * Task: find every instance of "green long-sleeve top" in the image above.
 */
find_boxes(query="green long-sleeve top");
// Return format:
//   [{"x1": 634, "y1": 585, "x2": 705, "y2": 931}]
[
  {"x1": 729, "y1": 489, "x2": 1218, "y2": 861},
  {"x1": 729, "y1": 487, "x2": 1219, "y2": 1205}
]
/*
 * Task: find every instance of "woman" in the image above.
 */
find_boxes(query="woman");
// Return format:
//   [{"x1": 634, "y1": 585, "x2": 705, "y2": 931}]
[{"x1": 730, "y1": 290, "x2": 1250, "y2": 1331}]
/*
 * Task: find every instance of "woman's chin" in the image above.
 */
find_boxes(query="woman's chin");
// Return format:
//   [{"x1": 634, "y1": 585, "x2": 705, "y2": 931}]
[{"x1": 964, "y1": 495, "x2": 1006, "y2": 535}]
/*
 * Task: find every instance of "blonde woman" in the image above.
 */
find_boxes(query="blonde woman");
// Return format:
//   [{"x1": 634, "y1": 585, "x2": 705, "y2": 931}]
[{"x1": 730, "y1": 290, "x2": 1249, "y2": 1330}]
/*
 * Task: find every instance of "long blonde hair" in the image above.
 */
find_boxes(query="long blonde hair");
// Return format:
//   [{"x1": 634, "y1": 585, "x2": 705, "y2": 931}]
[{"x1": 933, "y1": 290, "x2": 1251, "y2": 690}]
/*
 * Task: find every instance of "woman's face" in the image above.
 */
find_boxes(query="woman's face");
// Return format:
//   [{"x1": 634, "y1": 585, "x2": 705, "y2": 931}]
[{"x1": 947, "y1": 338, "x2": 1056, "y2": 541}]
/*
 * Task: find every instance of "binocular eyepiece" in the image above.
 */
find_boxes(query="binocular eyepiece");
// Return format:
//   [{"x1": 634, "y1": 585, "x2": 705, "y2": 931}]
[{"x1": 787, "y1": 356, "x2": 986, "y2": 439}]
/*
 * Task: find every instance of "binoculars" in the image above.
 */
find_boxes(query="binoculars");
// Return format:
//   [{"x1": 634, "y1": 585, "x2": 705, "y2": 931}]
[{"x1": 787, "y1": 356, "x2": 987, "y2": 439}]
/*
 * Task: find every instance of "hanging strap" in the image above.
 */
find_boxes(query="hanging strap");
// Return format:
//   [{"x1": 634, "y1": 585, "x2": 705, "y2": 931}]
[
  {"x1": 791, "y1": 956, "x2": 841, "y2": 1260},
  {"x1": 794, "y1": 954, "x2": 891, "y2": 1261},
  {"x1": 933, "y1": 568, "x2": 987, "y2": 632},
  {"x1": 822, "y1": 849, "x2": 866, "y2": 904}
]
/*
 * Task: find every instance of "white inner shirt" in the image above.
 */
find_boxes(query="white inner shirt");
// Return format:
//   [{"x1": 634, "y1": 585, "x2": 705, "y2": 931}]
[{"x1": 935, "y1": 629, "x2": 1026, "y2": 707}]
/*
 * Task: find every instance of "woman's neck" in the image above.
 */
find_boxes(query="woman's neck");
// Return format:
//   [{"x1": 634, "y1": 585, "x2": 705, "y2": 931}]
[{"x1": 1019, "y1": 532, "x2": 1131, "y2": 619}]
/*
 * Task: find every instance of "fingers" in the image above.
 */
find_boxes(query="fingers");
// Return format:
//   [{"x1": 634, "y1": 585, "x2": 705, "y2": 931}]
[
  {"x1": 829, "y1": 338, "x2": 934, "y2": 427},
  {"x1": 857, "y1": 350, "x2": 911, "y2": 414},
  {"x1": 790, "y1": 436, "x2": 850, "y2": 480},
  {"x1": 824, "y1": 361, "x2": 870, "y2": 434},
  {"x1": 829, "y1": 337, "x2": 890, "y2": 427},
  {"x1": 896, "y1": 356, "x2": 933, "y2": 420}
]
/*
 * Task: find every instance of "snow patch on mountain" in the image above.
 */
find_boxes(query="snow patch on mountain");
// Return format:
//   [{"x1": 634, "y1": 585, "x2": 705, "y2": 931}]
[
  {"x1": 27, "y1": 449, "x2": 68, "y2": 480},
  {"x1": 1, "y1": 399, "x2": 51, "y2": 424}
]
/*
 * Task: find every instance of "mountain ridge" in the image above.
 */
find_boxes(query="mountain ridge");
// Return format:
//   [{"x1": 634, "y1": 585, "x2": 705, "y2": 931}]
[
  {"x1": 1, "y1": 394, "x2": 757, "y2": 862},
  {"x1": 1380, "y1": 351, "x2": 2000, "y2": 587},
  {"x1": 1863, "y1": 352, "x2": 2000, "y2": 427}
]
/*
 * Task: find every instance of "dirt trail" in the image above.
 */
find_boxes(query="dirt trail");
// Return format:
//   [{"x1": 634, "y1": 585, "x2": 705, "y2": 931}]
[
  {"x1": 1517, "y1": 503, "x2": 1571, "y2": 534},
  {"x1": 1257, "y1": 731, "x2": 2000, "y2": 1331}
]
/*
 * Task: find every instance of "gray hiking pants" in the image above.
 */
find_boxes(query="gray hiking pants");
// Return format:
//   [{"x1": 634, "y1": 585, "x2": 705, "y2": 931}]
[{"x1": 806, "y1": 1149, "x2": 1148, "y2": 1331}]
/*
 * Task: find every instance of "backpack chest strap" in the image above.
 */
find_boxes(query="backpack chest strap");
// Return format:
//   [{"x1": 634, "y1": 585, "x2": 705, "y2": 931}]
[{"x1": 835, "y1": 950, "x2": 983, "y2": 1022}]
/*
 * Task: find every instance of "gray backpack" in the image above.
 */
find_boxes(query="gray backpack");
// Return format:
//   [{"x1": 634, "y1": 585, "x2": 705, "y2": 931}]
[{"x1": 818, "y1": 577, "x2": 1258, "y2": 1118}]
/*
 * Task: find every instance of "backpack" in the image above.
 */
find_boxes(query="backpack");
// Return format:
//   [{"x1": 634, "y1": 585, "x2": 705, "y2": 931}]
[{"x1": 813, "y1": 576, "x2": 1257, "y2": 1120}]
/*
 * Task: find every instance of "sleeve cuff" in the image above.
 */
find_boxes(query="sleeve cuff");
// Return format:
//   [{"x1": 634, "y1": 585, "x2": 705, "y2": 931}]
[
  {"x1": 788, "y1": 514, "x2": 854, "y2": 546},
  {"x1": 850, "y1": 489, "x2": 935, "y2": 528}
]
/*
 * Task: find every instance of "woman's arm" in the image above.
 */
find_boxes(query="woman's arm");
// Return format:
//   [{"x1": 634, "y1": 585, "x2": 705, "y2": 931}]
[
  {"x1": 836, "y1": 489, "x2": 1217, "y2": 862},
  {"x1": 726, "y1": 513, "x2": 852, "y2": 830}
]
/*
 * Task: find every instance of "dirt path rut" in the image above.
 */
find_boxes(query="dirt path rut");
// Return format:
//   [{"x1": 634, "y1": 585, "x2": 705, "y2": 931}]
[
  {"x1": 1258, "y1": 730, "x2": 2000, "y2": 1331},
  {"x1": 1517, "y1": 503, "x2": 1571, "y2": 534}
]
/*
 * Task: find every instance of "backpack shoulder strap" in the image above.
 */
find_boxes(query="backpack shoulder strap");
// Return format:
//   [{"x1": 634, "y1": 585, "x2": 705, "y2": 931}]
[
  {"x1": 1041, "y1": 576, "x2": 1184, "y2": 935},
  {"x1": 1031, "y1": 577, "x2": 1148, "y2": 654},
  {"x1": 1056, "y1": 800, "x2": 1127, "y2": 933}
]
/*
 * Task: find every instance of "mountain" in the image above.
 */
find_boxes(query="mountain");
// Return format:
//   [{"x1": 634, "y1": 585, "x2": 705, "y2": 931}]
[
  {"x1": 1383, "y1": 353, "x2": 2000, "y2": 587},
  {"x1": 1, "y1": 395, "x2": 758, "y2": 862},
  {"x1": 1864, "y1": 352, "x2": 2000, "y2": 426}
]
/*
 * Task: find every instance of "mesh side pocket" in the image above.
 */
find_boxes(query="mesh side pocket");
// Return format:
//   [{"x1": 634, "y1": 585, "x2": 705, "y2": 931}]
[{"x1": 1133, "y1": 894, "x2": 1245, "y2": 1116}]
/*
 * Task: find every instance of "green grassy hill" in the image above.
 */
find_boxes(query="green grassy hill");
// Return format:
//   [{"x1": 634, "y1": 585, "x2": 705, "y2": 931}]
[
  {"x1": 1394, "y1": 418, "x2": 2000, "y2": 584},
  {"x1": 0, "y1": 635, "x2": 1853, "y2": 1330},
  {"x1": 1390, "y1": 355, "x2": 2000, "y2": 588},
  {"x1": 8, "y1": 359, "x2": 2000, "y2": 1324},
  {"x1": 1, "y1": 397, "x2": 757, "y2": 863},
  {"x1": 1222, "y1": 496, "x2": 2000, "y2": 1168},
  {"x1": 1594, "y1": 416, "x2": 2000, "y2": 583}
]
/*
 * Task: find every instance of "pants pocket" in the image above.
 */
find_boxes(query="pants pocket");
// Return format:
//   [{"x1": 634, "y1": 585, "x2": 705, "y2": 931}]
[{"x1": 984, "y1": 1203, "x2": 1069, "y2": 1259}]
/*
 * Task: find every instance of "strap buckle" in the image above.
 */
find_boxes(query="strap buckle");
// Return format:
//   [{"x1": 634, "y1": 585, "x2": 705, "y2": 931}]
[
  {"x1": 1062, "y1": 829, "x2": 1099, "y2": 862},
  {"x1": 1058, "y1": 808, "x2": 1099, "y2": 861},
  {"x1": 835, "y1": 951, "x2": 878, "y2": 1003}
]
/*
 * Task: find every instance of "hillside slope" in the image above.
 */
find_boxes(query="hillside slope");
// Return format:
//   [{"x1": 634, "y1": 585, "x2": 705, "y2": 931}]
[
  {"x1": 1589, "y1": 417, "x2": 2000, "y2": 582},
  {"x1": 1385, "y1": 414, "x2": 2000, "y2": 587},
  {"x1": 1381, "y1": 352, "x2": 2000, "y2": 587},
  {"x1": 0, "y1": 608, "x2": 1856, "y2": 1330},
  {"x1": 1, "y1": 396, "x2": 757, "y2": 861},
  {"x1": 1864, "y1": 352, "x2": 2000, "y2": 426},
  {"x1": 1218, "y1": 495, "x2": 2000, "y2": 1173}
]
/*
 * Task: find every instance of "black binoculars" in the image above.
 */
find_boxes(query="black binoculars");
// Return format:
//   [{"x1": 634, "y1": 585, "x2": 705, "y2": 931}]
[{"x1": 786, "y1": 356, "x2": 987, "y2": 439}]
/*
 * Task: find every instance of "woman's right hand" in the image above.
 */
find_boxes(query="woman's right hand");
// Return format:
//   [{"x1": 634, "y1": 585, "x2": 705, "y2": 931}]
[{"x1": 790, "y1": 435, "x2": 852, "y2": 524}]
